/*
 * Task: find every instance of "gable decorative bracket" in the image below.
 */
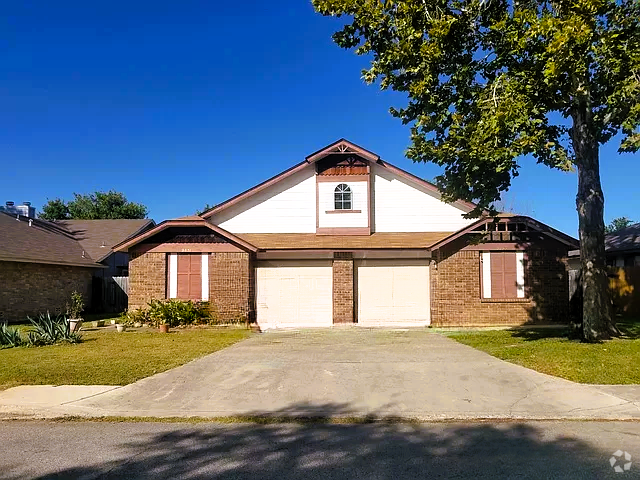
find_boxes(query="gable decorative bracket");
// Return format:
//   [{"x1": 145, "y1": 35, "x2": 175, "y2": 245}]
[{"x1": 305, "y1": 139, "x2": 380, "y2": 164}]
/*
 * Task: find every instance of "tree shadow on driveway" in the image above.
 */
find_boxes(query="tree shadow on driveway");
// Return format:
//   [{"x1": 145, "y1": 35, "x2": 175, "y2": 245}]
[{"x1": 15, "y1": 403, "x2": 631, "y2": 480}]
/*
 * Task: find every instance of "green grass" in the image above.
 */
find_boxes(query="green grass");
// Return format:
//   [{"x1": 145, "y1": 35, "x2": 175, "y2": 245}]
[
  {"x1": 448, "y1": 318, "x2": 640, "y2": 385},
  {"x1": 0, "y1": 326, "x2": 251, "y2": 390}
]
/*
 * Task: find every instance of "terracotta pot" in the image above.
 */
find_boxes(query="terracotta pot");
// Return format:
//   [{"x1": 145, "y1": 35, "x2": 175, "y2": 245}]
[
  {"x1": 116, "y1": 324, "x2": 126, "y2": 333},
  {"x1": 159, "y1": 324, "x2": 170, "y2": 333}
]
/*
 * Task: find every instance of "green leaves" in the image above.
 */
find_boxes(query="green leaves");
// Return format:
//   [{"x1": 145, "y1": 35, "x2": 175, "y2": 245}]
[
  {"x1": 26, "y1": 312, "x2": 82, "y2": 346},
  {"x1": 0, "y1": 324, "x2": 24, "y2": 348},
  {"x1": 605, "y1": 216, "x2": 634, "y2": 234},
  {"x1": 40, "y1": 190, "x2": 148, "y2": 220},
  {"x1": 312, "y1": 0, "x2": 640, "y2": 214}
]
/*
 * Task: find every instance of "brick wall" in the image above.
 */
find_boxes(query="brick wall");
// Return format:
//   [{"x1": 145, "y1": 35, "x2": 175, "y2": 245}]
[
  {"x1": 127, "y1": 248, "x2": 253, "y2": 322},
  {"x1": 0, "y1": 260, "x2": 93, "y2": 322},
  {"x1": 209, "y1": 252, "x2": 253, "y2": 322},
  {"x1": 128, "y1": 250, "x2": 166, "y2": 311},
  {"x1": 431, "y1": 241, "x2": 569, "y2": 326},
  {"x1": 333, "y1": 256, "x2": 354, "y2": 323}
]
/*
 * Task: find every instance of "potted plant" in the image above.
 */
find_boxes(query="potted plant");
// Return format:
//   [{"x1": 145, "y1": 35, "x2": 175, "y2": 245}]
[
  {"x1": 66, "y1": 291, "x2": 84, "y2": 333},
  {"x1": 115, "y1": 312, "x2": 132, "y2": 333},
  {"x1": 159, "y1": 322, "x2": 170, "y2": 333}
]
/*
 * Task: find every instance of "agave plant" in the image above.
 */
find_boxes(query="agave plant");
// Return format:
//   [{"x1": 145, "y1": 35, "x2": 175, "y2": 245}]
[
  {"x1": 26, "y1": 312, "x2": 82, "y2": 346},
  {"x1": 0, "y1": 323, "x2": 24, "y2": 348}
]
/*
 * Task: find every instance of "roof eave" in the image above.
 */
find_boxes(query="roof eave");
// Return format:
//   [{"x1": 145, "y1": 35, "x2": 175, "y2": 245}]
[
  {"x1": 0, "y1": 255, "x2": 106, "y2": 269},
  {"x1": 113, "y1": 219, "x2": 259, "y2": 253},
  {"x1": 429, "y1": 215, "x2": 579, "y2": 251}
]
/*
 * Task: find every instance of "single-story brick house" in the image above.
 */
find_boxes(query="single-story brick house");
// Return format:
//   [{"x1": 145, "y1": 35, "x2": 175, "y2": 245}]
[
  {"x1": 0, "y1": 210, "x2": 154, "y2": 322},
  {"x1": 115, "y1": 139, "x2": 578, "y2": 328}
]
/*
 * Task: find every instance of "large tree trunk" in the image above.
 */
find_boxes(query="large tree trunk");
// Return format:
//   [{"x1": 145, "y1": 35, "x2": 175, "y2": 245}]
[{"x1": 572, "y1": 102, "x2": 618, "y2": 342}]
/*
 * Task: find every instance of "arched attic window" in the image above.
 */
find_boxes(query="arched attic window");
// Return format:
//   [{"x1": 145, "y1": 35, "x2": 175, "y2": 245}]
[{"x1": 334, "y1": 183, "x2": 352, "y2": 210}]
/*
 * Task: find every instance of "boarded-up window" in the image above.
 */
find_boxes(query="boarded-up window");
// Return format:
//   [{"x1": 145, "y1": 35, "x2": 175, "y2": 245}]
[
  {"x1": 177, "y1": 254, "x2": 202, "y2": 301},
  {"x1": 482, "y1": 251, "x2": 525, "y2": 299},
  {"x1": 490, "y1": 252, "x2": 518, "y2": 298}
]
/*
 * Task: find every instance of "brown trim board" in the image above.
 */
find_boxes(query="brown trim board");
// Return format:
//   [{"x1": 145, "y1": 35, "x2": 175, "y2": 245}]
[
  {"x1": 114, "y1": 219, "x2": 258, "y2": 253},
  {"x1": 316, "y1": 174, "x2": 370, "y2": 183},
  {"x1": 316, "y1": 227, "x2": 371, "y2": 236}
]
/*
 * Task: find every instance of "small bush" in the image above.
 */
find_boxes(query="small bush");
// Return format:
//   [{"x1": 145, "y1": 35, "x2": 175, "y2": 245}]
[
  {"x1": 147, "y1": 299, "x2": 210, "y2": 327},
  {"x1": 0, "y1": 324, "x2": 24, "y2": 348},
  {"x1": 66, "y1": 291, "x2": 84, "y2": 319},
  {"x1": 119, "y1": 308, "x2": 150, "y2": 326},
  {"x1": 27, "y1": 312, "x2": 82, "y2": 346}
]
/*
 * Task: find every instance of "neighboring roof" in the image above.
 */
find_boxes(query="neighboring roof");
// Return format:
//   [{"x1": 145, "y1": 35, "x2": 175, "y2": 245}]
[
  {"x1": 201, "y1": 139, "x2": 477, "y2": 218},
  {"x1": 606, "y1": 223, "x2": 640, "y2": 253},
  {"x1": 114, "y1": 217, "x2": 259, "y2": 253},
  {"x1": 428, "y1": 214, "x2": 579, "y2": 251},
  {"x1": 56, "y1": 219, "x2": 155, "y2": 262},
  {"x1": 0, "y1": 212, "x2": 102, "y2": 268},
  {"x1": 234, "y1": 232, "x2": 453, "y2": 250}
]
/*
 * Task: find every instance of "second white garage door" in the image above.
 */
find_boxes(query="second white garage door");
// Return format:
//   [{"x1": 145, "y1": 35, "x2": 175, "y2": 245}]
[
  {"x1": 256, "y1": 260, "x2": 333, "y2": 329},
  {"x1": 357, "y1": 259, "x2": 430, "y2": 326}
]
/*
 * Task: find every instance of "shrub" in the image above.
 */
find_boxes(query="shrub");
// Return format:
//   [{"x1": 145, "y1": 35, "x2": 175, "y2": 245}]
[
  {"x1": 26, "y1": 312, "x2": 82, "y2": 346},
  {"x1": 119, "y1": 308, "x2": 149, "y2": 326},
  {"x1": 66, "y1": 291, "x2": 84, "y2": 319},
  {"x1": 0, "y1": 324, "x2": 24, "y2": 348},
  {"x1": 147, "y1": 299, "x2": 210, "y2": 327}
]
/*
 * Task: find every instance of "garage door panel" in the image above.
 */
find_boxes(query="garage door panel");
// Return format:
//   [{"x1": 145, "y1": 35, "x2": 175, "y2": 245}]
[
  {"x1": 256, "y1": 261, "x2": 332, "y2": 329},
  {"x1": 357, "y1": 260, "x2": 430, "y2": 326}
]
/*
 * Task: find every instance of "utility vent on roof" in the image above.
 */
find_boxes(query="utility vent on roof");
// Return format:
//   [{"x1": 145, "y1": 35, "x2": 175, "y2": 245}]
[{"x1": 1, "y1": 201, "x2": 36, "y2": 218}]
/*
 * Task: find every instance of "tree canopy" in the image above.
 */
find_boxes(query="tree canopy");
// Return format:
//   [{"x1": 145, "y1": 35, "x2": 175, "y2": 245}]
[
  {"x1": 313, "y1": 0, "x2": 639, "y2": 341},
  {"x1": 605, "y1": 216, "x2": 634, "y2": 234},
  {"x1": 40, "y1": 191, "x2": 148, "y2": 220},
  {"x1": 196, "y1": 204, "x2": 214, "y2": 216}
]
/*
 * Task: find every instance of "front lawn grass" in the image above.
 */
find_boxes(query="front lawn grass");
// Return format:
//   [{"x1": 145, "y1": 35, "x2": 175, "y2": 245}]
[
  {"x1": 448, "y1": 318, "x2": 640, "y2": 385},
  {"x1": 0, "y1": 327, "x2": 251, "y2": 390}
]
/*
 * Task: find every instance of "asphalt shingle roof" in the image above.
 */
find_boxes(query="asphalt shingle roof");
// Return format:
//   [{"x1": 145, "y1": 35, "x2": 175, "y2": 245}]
[
  {"x1": 606, "y1": 223, "x2": 640, "y2": 253},
  {"x1": 0, "y1": 212, "x2": 99, "y2": 267},
  {"x1": 0, "y1": 213, "x2": 155, "y2": 267},
  {"x1": 56, "y1": 219, "x2": 154, "y2": 262}
]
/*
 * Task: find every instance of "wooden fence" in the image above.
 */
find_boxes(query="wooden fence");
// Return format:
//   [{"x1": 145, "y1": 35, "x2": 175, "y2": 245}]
[
  {"x1": 609, "y1": 266, "x2": 640, "y2": 317},
  {"x1": 92, "y1": 276, "x2": 129, "y2": 313},
  {"x1": 568, "y1": 266, "x2": 640, "y2": 318}
]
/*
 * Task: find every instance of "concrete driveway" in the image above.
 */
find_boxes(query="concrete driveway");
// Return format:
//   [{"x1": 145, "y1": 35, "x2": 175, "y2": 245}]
[{"x1": 40, "y1": 328, "x2": 635, "y2": 420}]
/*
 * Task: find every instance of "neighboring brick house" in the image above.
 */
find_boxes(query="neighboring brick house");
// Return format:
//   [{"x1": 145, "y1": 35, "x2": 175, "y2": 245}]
[
  {"x1": 0, "y1": 211, "x2": 98, "y2": 322},
  {"x1": 115, "y1": 139, "x2": 578, "y2": 328},
  {"x1": 0, "y1": 211, "x2": 154, "y2": 321}
]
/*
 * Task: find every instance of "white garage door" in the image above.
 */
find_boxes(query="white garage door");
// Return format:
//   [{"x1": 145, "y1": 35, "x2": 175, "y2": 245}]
[
  {"x1": 357, "y1": 259, "x2": 430, "y2": 326},
  {"x1": 256, "y1": 260, "x2": 333, "y2": 329}
]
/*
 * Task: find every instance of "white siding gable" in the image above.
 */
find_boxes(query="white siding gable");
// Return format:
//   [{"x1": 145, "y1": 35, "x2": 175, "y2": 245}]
[
  {"x1": 212, "y1": 167, "x2": 316, "y2": 233},
  {"x1": 317, "y1": 181, "x2": 368, "y2": 229},
  {"x1": 372, "y1": 164, "x2": 474, "y2": 232}
]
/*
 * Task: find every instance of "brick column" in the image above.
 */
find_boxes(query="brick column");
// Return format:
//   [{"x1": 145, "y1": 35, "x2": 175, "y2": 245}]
[{"x1": 333, "y1": 253, "x2": 354, "y2": 324}]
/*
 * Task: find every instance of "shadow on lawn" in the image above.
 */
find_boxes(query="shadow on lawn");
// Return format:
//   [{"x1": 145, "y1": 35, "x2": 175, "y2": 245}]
[
  {"x1": 508, "y1": 317, "x2": 640, "y2": 342},
  {"x1": 19, "y1": 403, "x2": 623, "y2": 480}
]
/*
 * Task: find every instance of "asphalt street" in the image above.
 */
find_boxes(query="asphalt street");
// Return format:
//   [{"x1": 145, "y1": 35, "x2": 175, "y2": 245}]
[{"x1": 0, "y1": 420, "x2": 638, "y2": 479}]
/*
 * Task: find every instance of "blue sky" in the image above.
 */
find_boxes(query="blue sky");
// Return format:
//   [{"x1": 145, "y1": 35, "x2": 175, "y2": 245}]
[{"x1": 1, "y1": 1, "x2": 637, "y2": 237}]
